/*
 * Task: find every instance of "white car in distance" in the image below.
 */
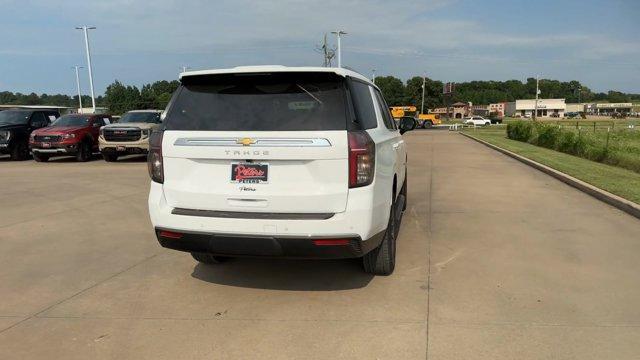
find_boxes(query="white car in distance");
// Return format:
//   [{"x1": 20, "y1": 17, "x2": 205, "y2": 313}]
[{"x1": 464, "y1": 116, "x2": 491, "y2": 126}]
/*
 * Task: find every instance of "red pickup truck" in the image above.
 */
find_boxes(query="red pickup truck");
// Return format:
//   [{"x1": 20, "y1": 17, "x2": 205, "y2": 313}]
[{"x1": 29, "y1": 114, "x2": 112, "y2": 162}]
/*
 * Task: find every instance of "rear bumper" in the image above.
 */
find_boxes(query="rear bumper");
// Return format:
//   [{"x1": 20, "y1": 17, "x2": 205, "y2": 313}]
[
  {"x1": 155, "y1": 227, "x2": 384, "y2": 259},
  {"x1": 148, "y1": 180, "x2": 391, "y2": 257}
]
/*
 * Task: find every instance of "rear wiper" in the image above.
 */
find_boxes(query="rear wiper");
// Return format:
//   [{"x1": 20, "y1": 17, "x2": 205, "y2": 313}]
[{"x1": 296, "y1": 84, "x2": 323, "y2": 105}]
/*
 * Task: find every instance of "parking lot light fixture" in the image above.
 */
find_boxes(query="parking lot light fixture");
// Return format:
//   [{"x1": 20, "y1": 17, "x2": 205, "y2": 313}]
[
  {"x1": 75, "y1": 26, "x2": 97, "y2": 113},
  {"x1": 331, "y1": 30, "x2": 347, "y2": 68}
]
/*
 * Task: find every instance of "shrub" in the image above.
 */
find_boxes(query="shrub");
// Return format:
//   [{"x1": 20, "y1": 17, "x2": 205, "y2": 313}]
[
  {"x1": 556, "y1": 130, "x2": 576, "y2": 153},
  {"x1": 506, "y1": 121, "x2": 534, "y2": 141},
  {"x1": 506, "y1": 121, "x2": 640, "y2": 175},
  {"x1": 535, "y1": 124, "x2": 561, "y2": 149}
]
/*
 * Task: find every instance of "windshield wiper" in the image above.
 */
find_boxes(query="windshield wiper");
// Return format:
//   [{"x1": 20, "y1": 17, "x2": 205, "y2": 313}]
[{"x1": 296, "y1": 84, "x2": 323, "y2": 105}]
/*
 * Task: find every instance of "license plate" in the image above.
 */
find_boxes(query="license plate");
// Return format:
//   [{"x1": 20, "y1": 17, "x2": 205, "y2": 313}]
[
  {"x1": 42, "y1": 142, "x2": 51, "y2": 148},
  {"x1": 231, "y1": 163, "x2": 268, "y2": 184},
  {"x1": 116, "y1": 146, "x2": 126, "y2": 152}
]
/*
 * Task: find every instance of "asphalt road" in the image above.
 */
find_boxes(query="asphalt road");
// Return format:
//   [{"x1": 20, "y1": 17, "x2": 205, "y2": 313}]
[{"x1": 0, "y1": 132, "x2": 639, "y2": 359}]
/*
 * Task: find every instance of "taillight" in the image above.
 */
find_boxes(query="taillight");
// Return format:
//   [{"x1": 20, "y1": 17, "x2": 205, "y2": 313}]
[
  {"x1": 348, "y1": 131, "x2": 375, "y2": 188},
  {"x1": 148, "y1": 131, "x2": 164, "y2": 183},
  {"x1": 313, "y1": 239, "x2": 350, "y2": 246},
  {"x1": 159, "y1": 230, "x2": 182, "y2": 239}
]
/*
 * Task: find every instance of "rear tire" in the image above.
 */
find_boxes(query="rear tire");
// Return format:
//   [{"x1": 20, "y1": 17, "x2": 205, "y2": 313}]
[
  {"x1": 10, "y1": 141, "x2": 29, "y2": 161},
  {"x1": 363, "y1": 198, "x2": 397, "y2": 276},
  {"x1": 191, "y1": 252, "x2": 230, "y2": 264},
  {"x1": 422, "y1": 121, "x2": 433, "y2": 129},
  {"x1": 102, "y1": 152, "x2": 118, "y2": 162},
  {"x1": 76, "y1": 140, "x2": 92, "y2": 162},
  {"x1": 33, "y1": 152, "x2": 49, "y2": 162},
  {"x1": 401, "y1": 176, "x2": 407, "y2": 211}
]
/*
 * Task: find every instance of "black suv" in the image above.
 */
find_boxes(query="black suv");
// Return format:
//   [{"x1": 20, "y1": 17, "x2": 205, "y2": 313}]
[{"x1": 0, "y1": 109, "x2": 60, "y2": 160}]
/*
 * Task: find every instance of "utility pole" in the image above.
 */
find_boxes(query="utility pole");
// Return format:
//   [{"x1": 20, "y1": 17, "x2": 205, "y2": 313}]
[
  {"x1": 421, "y1": 74, "x2": 427, "y2": 115},
  {"x1": 75, "y1": 26, "x2": 97, "y2": 112},
  {"x1": 534, "y1": 75, "x2": 540, "y2": 120},
  {"x1": 72, "y1": 66, "x2": 84, "y2": 114},
  {"x1": 331, "y1": 30, "x2": 347, "y2": 68},
  {"x1": 316, "y1": 33, "x2": 335, "y2": 67},
  {"x1": 372, "y1": 69, "x2": 376, "y2": 84},
  {"x1": 577, "y1": 86, "x2": 582, "y2": 104},
  {"x1": 323, "y1": 34, "x2": 329, "y2": 67}
]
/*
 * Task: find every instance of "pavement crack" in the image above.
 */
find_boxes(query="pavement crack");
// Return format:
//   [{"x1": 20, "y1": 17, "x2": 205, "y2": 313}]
[{"x1": 425, "y1": 133, "x2": 434, "y2": 360}]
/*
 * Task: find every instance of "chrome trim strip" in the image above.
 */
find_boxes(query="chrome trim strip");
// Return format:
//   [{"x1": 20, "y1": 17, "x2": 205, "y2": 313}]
[
  {"x1": 32, "y1": 149, "x2": 68, "y2": 153},
  {"x1": 172, "y1": 208, "x2": 335, "y2": 220},
  {"x1": 174, "y1": 137, "x2": 331, "y2": 147}
]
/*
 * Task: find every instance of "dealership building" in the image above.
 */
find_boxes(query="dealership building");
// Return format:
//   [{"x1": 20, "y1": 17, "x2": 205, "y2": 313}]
[{"x1": 505, "y1": 99, "x2": 566, "y2": 118}]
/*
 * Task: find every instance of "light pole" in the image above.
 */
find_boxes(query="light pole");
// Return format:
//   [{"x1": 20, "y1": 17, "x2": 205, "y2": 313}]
[
  {"x1": 372, "y1": 69, "x2": 376, "y2": 83},
  {"x1": 421, "y1": 74, "x2": 427, "y2": 115},
  {"x1": 72, "y1": 66, "x2": 84, "y2": 113},
  {"x1": 75, "y1": 26, "x2": 97, "y2": 112},
  {"x1": 182, "y1": 66, "x2": 191, "y2": 73},
  {"x1": 331, "y1": 30, "x2": 347, "y2": 68},
  {"x1": 534, "y1": 75, "x2": 540, "y2": 120}
]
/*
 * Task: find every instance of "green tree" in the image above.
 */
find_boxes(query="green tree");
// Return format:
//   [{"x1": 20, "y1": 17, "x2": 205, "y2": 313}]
[
  {"x1": 375, "y1": 76, "x2": 405, "y2": 106},
  {"x1": 104, "y1": 80, "x2": 142, "y2": 114}
]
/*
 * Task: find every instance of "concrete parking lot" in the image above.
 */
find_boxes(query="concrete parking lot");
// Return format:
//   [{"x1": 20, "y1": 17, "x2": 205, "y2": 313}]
[{"x1": 1, "y1": 132, "x2": 639, "y2": 359}]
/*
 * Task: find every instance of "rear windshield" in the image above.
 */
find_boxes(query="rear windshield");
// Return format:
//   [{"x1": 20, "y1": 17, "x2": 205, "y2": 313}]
[
  {"x1": 0, "y1": 111, "x2": 31, "y2": 126},
  {"x1": 52, "y1": 115, "x2": 90, "y2": 127},
  {"x1": 120, "y1": 112, "x2": 161, "y2": 123},
  {"x1": 164, "y1": 72, "x2": 349, "y2": 131}
]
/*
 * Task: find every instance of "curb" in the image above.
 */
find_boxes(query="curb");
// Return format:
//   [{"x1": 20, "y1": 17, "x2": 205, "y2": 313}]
[{"x1": 460, "y1": 132, "x2": 640, "y2": 220}]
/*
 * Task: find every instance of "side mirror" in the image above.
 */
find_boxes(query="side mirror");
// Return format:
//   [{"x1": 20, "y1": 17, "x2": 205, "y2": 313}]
[
  {"x1": 92, "y1": 123, "x2": 101, "y2": 128},
  {"x1": 399, "y1": 117, "x2": 417, "y2": 135}
]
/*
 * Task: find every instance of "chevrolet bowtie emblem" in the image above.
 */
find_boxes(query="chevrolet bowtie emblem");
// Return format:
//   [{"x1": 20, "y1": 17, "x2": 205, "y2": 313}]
[{"x1": 237, "y1": 137, "x2": 256, "y2": 146}]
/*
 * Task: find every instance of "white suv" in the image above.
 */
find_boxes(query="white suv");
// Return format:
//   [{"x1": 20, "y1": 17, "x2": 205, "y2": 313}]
[
  {"x1": 464, "y1": 116, "x2": 491, "y2": 126},
  {"x1": 147, "y1": 66, "x2": 416, "y2": 275}
]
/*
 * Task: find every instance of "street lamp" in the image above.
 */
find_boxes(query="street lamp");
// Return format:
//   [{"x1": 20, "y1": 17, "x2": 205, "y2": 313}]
[
  {"x1": 72, "y1": 66, "x2": 84, "y2": 113},
  {"x1": 421, "y1": 73, "x2": 427, "y2": 115},
  {"x1": 330, "y1": 30, "x2": 347, "y2": 68},
  {"x1": 372, "y1": 69, "x2": 376, "y2": 83},
  {"x1": 75, "y1": 26, "x2": 97, "y2": 112}
]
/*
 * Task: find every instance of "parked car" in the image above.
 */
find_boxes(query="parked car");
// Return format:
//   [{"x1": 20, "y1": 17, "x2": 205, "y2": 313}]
[
  {"x1": 29, "y1": 114, "x2": 112, "y2": 162},
  {"x1": 0, "y1": 109, "x2": 59, "y2": 160},
  {"x1": 99, "y1": 110, "x2": 162, "y2": 162},
  {"x1": 464, "y1": 116, "x2": 491, "y2": 126},
  {"x1": 148, "y1": 66, "x2": 416, "y2": 275}
]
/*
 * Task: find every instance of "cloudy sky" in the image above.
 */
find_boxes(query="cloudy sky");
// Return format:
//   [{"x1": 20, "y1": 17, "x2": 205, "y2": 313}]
[{"x1": 1, "y1": 0, "x2": 639, "y2": 95}]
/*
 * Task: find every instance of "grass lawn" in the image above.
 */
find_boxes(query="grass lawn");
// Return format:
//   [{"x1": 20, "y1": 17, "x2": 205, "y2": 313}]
[{"x1": 463, "y1": 127, "x2": 640, "y2": 204}]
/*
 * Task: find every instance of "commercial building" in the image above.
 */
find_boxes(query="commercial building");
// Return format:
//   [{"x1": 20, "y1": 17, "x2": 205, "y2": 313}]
[
  {"x1": 489, "y1": 102, "x2": 507, "y2": 117},
  {"x1": 566, "y1": 103, "x2": 586, "y2": 113},
  {"x1": 587, "y1": 103, "x2": 633, "y2": 115},
  {"x1": 505, "y1": 99, "x2": 566, "y2": 118},
  {"x1": 470, "y1": 105, "x2": 489, "y2": 116},
  {"x1": 431, "y1": 102, "x2": 471, "y2": 119}
]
